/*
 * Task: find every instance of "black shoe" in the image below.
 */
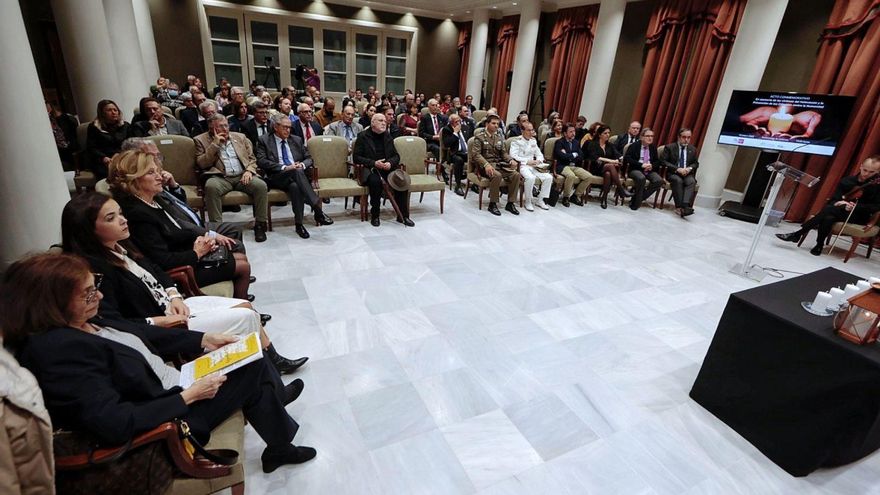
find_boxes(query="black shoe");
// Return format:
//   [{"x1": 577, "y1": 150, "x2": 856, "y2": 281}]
[
  {"x1": 371, "y1": 216, "x2": 380, "y2": 227},
  {"x1": 397, "y1": 217, "x2": 415, "y2": 227},
  {"x1": 562, "y1": 197, "x2": 570, "y2": 207},
  {"x1": 249, "y1": 275, "x2": 257, "y2": 283},
  {"x1": 283, "y1": 378, "x2": 304, "y2": 406},
  {"x1": 315, "y1": 211, "x2": 334, "y2": 226},
  {"x1": 322, "y1": 198, "x2": 330, "y2": 204},
  {"x1": 600, "y1": 195, "x2": 608, "y2": 209},
  {"x1": 810, "y1": 245, "x2": 823, "y2": 256},
  {"x1": 261, "y1": 445, "x2": 317, "y2": 473},
  {"x1": 260, "y1": 313, "x2": 272, "y2": 325},
  {"x1": 454, "y1": 185, "x2": 465, "y2": 197},
  {"x1": 488, "y1": 203, "x2": 501, "y2": 216},
  {"x1": 470, "y1": 184, "x2": 480, "y2": 194},
  {"x1": 629, "y1": 202, "x2": 639, "y2": 211},
  {"x1": 223, "y1": 204, "x2": 242, "y2": 213},
  {"x1": 295, "y1": 224, "x2": 310, "y2": 239},
  {"x1": 570, "y1": 195, "x2": 584, "y2": 207},
  {"x1": 254, "y1": 222, "x2": 267, "y2": 243},
  {"x1": 683, "y1": 207, "x2": 695, "y2": 217},
  {"x1": 269, "y1": 353, "x2": 309, "y2": 375},
  {"x1": 505, "y1": 202, "x2": 519, "y2": 215},
  {"x1": 247, "y1": 294, "x2": 256, "y2": 302},
  {"x1": 776, "y1": 231, "x2": 801, "y2": 243}
]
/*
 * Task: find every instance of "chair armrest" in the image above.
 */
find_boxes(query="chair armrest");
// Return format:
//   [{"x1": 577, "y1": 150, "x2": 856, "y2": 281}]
[
  {"x1": 167, "y1": 265, "x2": 205, "y2": 297},
  {"x1": 310, "y1": 166, "x2": 320, "y2": 189}
]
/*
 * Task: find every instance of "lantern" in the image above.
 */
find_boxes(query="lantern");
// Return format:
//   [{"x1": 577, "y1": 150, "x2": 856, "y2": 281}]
[{"x1": 834, "y1": 290, "x2": 880, "y2": 345}]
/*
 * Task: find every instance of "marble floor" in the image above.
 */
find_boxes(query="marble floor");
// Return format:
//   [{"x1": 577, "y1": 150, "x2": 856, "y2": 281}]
[{"x1": 218, "y1": 188, "x2": 880, "y2": 494}]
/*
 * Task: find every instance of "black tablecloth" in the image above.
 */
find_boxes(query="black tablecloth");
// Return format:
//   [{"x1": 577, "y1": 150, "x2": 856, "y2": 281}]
[{"x1": 690, "y1": 267, "x2": 880, "y2": 477}]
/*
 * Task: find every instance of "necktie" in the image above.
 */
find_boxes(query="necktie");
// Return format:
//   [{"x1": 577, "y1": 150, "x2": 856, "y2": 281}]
[
  {"x1": 305, "y1": 124, "x2": 312, "y2": 140},
  {"x1": 458, "y1": 132, "x2": 467, "y2": 152},
  {"x1": 679, "y1": 146, "x2": 686, "y2": 168},
  {"x1": 432, "y1": 115, "x2": 438, "y2": 134},
  {"x1": 280, "y1": 140, "x2": 292, "y2": 165},
  {"x1": 259, "y1": 124, "x2": 266, "y2": 136},
  {"x1": 345, "y1": 124, "x2": 352, "y2": 142}
]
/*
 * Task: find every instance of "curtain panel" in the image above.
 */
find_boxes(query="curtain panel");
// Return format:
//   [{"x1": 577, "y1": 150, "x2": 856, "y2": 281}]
[
  {"x1": 458, "y1": 25, "x2": 471, "y2": 100},
  {"x1": 491, "y1": 16, "x2": 519, "y2": 121},
  {"x1": 544, "y1": 5, "x2": 600, "y2": 122}
]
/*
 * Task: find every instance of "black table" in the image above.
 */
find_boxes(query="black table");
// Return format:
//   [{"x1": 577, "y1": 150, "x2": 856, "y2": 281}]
[{"x1": 690, "y1": 267, "x2": 880, "y2": 477}]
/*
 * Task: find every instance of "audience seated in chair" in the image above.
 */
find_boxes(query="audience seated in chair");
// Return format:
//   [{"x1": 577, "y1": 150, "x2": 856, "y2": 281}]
[
  {"x1": 510, "y1": 121, "x2": 553, "y2": 211},
  {"x1": 86, "y1": 99, "x2": 130, "y2": 179},
  {"x1": 659, "y1": 127, "x2": 699, "y2": 217},
  {"x1": 442, "y1": 114, "x2": 470, "y2": 197},
  {"x1": 241, "y1": 102, "x2": 273, "y2": 147},
  {"x1": 314, "y1": 97, "x2": 340, "y2": 128},
  {"x1": 130, "y1": 97, "x2": 189, "y2": 137},
  {"x1": 553, "y1": 123, "x2": 590, "y2": 207},
  {"x1": 615, "y1": 121, "x2": 642, "y2": 156},
  {"x1": 586, "y1": 124, "x2": 631, "y2": 209},
  {"x1": 472, "y1": 114, "x2": 521, "y2": 216},
  {"x1": 623, "y1": 127, "x2": 663, "y2": 211},
  {"x1": 190, "y1": 99, "x2": 218, "y2": 137},
  {"x1": 291, "y1": 103, "x2": 323, "y2": 148},
  {"x1": 419, "y1": 98, "x2": 448, "y2": 159},
  {"x1": 353, "y1": 113, "x2": 414, "y2": 227}
]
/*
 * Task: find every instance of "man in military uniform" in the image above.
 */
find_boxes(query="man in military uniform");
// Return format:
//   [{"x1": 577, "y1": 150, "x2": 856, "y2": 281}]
[{"x1": 472, "y1": 114, "x2": 521, "y2": 216}]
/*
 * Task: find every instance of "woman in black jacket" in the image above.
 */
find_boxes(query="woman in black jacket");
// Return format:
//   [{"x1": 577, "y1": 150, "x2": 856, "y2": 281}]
[
  {"x1": 86, "y1": 99, "x2": 131, "y2": 179},
  {"x1": 1, "y1": 253, "x2": 316, "y2": 474},
  {"x1": 61, "y1": 192, "x2": 306, "y2": 374}
]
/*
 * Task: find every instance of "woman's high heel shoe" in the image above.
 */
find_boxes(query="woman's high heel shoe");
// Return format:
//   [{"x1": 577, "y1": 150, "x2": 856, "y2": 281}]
[{"x1": 600, "y1": 195, "x2": 608, "y2": 209}]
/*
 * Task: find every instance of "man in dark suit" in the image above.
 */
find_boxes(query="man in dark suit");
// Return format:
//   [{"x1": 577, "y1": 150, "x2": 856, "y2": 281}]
[
  {"x1": 659, "y1": 127, "x2": 699, "y2": 217},
  {"x1": 458, "y1": 106, "x2": 476, "y2": 138},
  {"x1": 179, "y1": 91, "x2": 204, "y2": 134},
  {"x1": 255, "y1": 114, "x2": 333, "y2": 239},
  {"x1": 623, "y1": 127, "x2": 663, "y2": 210},
  {"x1": 381, "y1": 106, "x2": 403, "y2": 139},
  {"x1": 291, "y1": 103, "x2": 323, "y2": 149},
  {"x1": 241, "y1": 102, "x2": 272, "y2": 147},
  {"x1": 353, "y1": 113, "x2": 413, "y2": 227},
  {"x1": 190, "y1": 100, "x2": 219, "y2": 138},
  {"x1": 442, "y1": 114, "x2": 470, "y2": 196},
  {"x1": 615, "y1": 120, "x2": 642, "y2": 155},
  {"x1": 506, "y1": 113, "x2": 529, "y2": 138},
  {"x1": 464, "y1": 95, "x2": 477, "y2": 113},
  {"x1": 419, "y1": 98, "x2": 448, "y2": 159},
  {"x1": 553, "y1": 123, "x2": 591, "y2": 207},
  {"x1": 129, "y1": 97, "x2": 189, "y2": 137},
  {"x1": 222, "y1": 86, "x2": 246, "y2": 116}
]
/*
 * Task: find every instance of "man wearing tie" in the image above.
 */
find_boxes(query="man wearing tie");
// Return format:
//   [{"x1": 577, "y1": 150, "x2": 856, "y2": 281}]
[
  {"x1": 441, "y1": 114, "x2": 470, "y2": 196},
  {"x1": 623, "y1": 127, "x2": 663, "y2": 211},
  {"x1": 615, "y1": 121, "x2": 642, "y2": 156},
  {"x1": 420, "y1": 98, "x2": 448, "y2": 160},
  {"x1": 291, "y1": 103, "x2": 323, "y2": 149},
  {"x1": 242, "y1": 102, "x2": 272, "y2": 147},
  {"x1": 255, "y1": 114, "x2": 334, "y2": 239},
  {"x1": 324, "y1": 105, "x2": 363, "y2": 160},
  {"x1": 659, "y1": 128, "x2": 699, "y2": 217},
  {"x1": 553, "y1": 123, "x2": 591, "y2": 207}
]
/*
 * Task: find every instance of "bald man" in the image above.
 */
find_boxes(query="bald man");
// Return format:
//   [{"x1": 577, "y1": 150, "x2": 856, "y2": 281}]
[{"x1": 353, "y1": 113, "x2": 414, "y2": 227}]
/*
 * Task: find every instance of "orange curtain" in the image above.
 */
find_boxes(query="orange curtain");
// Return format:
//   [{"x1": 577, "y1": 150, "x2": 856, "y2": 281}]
[
  {"x1": 491, "y1": 16, "x2": 519, "y2": 121},
  {"x1": 631, "y1": 0, "x2": 746, "y2": 148},
  {"x1": 785, "y1": 0, "x2": 880, "y2": 221},
  {"x1": 545, "y1": 5, "x2": 599, "y2": 122},
  {"x1": 458, "y1": 25, "x2": 471, "y2": 99}
]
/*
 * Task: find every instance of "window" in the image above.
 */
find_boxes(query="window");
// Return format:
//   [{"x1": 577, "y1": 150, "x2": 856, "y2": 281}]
[
  {"x1": 251, "y1": 21, "x2": 279, "y2": 89},
  {"x1": 289, "y1": 25, "x2": 314, "y2": 88},
  {"x1": 355, "y1": 33, "x2": 378, "y2": 93},
  {"x1": 323, "y1": 29, "x2": 347, "y2": 93},
  {"x1": 209, "y1": 16, "x2": 244, "y2": 86},
  {"x1": 385, "y1": 37, "x2": 407, "y2": 95}
]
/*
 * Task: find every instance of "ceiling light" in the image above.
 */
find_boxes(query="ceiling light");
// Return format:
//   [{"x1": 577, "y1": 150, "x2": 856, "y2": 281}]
[{"x1": 513, "y1": 2, "x2": 518, "y2": 4}]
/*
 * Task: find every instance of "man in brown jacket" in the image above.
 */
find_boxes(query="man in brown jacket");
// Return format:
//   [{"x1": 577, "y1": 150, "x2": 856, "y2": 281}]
[
  {"x1": 471, "y1": 114, "x2": 521, "y2": 216},
  {"x1": 194, "y1": 114, "x2": 270, "y2": 242}
]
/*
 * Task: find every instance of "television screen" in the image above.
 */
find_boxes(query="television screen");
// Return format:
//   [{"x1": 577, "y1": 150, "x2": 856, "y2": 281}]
[{"x1": 717, "y1": 90, "x2": 855, "y2": 156}]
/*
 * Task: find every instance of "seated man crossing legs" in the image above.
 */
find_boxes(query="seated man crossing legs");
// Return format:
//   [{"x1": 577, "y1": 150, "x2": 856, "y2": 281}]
[
  {"x1": 472, "y1": 114, "x2": 522, "y2": 216},
  {"x1": 509, "y1": 121, "x2": 552, "y2": 211}
]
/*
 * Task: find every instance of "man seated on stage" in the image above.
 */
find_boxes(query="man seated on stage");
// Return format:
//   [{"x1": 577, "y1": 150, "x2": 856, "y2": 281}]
[
  {"x1": 777, "y1": 155, "x2": 880, "y2": 256},
  {"x1": 623, "y1": 127, "x2": 663, "y2": 211},
  {"x1": 441, "y1": 114, "x2": 469, "y2": 197},
  {"x1": 472, "y1": 114, "x2": 521, "y2": 216},
  {"x1": 353, "y1": 113, "x2": 414, "y2": 227},
  {"x1": 659, "y1": 127, "x2": 699, "y2": 217},
  {"x1": 615, "y1": 120, "x2": 642, "y2": 155},
  {"x1": 509, "y1": 121, "x2": 552, "y2": 211},
  {"x1": 553, "y1": 123, "x2": 590, "y2": 207},
  {"x1": 256, "y1": 114, "x2": 334, "y2": 239}
]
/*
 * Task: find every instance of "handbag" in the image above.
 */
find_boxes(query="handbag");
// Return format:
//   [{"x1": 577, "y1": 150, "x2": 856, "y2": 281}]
[{"x1": 198, "y1": 245, "x2": 229, "y2": 269}]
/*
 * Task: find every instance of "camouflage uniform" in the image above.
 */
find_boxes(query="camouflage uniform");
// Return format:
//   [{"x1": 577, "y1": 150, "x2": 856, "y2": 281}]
[{"x1": 471, "y1": 127, "x2": 521, "y2": 204}]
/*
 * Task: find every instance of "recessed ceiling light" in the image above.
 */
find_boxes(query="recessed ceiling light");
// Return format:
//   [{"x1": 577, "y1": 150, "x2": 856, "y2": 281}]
[
  {"x1": 512, "y1": 2, "x2": 517, "y2": 4},
  {"x1": 492, "y1": 5, "x2": 497, "y2": 8},
  {"x1": 466, "y1": 10, "x2": 471, "y2": 13}
]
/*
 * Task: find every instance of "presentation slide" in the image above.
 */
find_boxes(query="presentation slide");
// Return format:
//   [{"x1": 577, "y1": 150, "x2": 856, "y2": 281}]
[{"x1": 717, "y1": 91, "x2": 855, "y2": 156}]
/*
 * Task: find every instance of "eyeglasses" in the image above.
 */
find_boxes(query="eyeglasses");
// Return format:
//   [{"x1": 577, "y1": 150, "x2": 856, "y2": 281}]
[{"x1": 85, "y1": 273, "x2": 104, "y2": 304}]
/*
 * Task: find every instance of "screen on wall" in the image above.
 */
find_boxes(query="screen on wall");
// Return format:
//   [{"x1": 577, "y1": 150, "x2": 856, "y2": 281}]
[{"x1": 717, "y1": 90, "x2": 855, "y2": 156}]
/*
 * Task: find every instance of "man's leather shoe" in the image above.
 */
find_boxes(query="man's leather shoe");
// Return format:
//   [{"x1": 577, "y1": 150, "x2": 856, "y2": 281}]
[
  {"x1": 254, "y1": 222, "x2": 267, "y2": 243},
  {"x1": 675, "y1": 207, "x2": 684, "y2": 217},
  {"x1": 488, "y1": 203, "x2": 502, "y2": 216},
  {"x1": 283, "y1": 378, "x2": 304, "y2": 406},
  {"x1": 810, "y1": 244, "x2": 823, "y2": 256},
  {"x1": 260, "y1": 313, "x2": 272, "y2": 325},
  {"x1": 315, "y1": 211, "x2": 334, "y2": 225},
  {"x1": 561, "y1": 197, "x2": 570, "y2": 207},
  {"x1": 249, "y1": 275, "x2": 257, "y2": 283},
  {"x1": 247, "y1": 294, "x2": 256, "y2": 302},
  {"x1": 505, "y1": 202, "x2": 520, "y2": 215},
  {"x1": 470, "y1": 184, "x2": 480, "y2": 194},
  {"x1": 683, "y1": 207, "x2": 695, "y2": 217},
  {"x1": 322, "y1": 198, "x2": 330, "y2": 204},
  {"x1": 776, "y1": 231, "x2": 801, "y2": 243},
  {"x1": 270, "y1": 355, "x2": 309, "y2": 375},
  {"x1": 454, "y1": 185, "x2": 465, "y2": 196},
  {"x1": 397, "y1": 217, "x2": 415, "y2": 227},
  {"x1": 570, "y1": 195, "x2": 584, "y2": 207},
  {"x1": 261, "y1": 445, "x2": 317, "y2": 473},
  {"x1": 371, "y1": 216, "x2": 380, "y2": 227},
  {"x1": 295, "y1": 224, "x2": 310, "y2": 239}
]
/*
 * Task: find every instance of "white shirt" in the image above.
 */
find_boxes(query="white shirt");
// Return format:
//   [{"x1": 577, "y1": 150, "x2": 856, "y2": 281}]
[
  {"x1": 217, "y1": 140, "x2": 244, "y2": 176},
  {"x1": 509, "y1": 136, "x2": 545, "y2": 167}
]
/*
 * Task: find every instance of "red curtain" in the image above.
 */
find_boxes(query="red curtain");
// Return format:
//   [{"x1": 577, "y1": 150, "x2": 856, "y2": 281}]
[
  {"x1": 545, "y1": 5, "x2": 600, "y2": 122},
  {"x1": 458, "y1": 25, "x2": 471, "y2": 99},
  {"x1": 631, "y1": 0, "x2": 747, "y2": 148},
  {"x1": 785, "y1": 0, "x2": 880, "y2": 221},
  {"x1": 491, "y1": 16, "x2": 519, "y2": 121}
]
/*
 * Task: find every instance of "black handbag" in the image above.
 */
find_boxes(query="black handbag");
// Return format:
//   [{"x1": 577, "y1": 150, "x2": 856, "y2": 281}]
[{"x1": 198, "y1": 245, "x2": 229, "y2": 269}]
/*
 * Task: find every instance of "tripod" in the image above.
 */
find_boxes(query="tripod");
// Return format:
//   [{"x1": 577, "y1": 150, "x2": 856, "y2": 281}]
[{"x1": 527, "y1": 80, "x2": 547, "y2": 121}]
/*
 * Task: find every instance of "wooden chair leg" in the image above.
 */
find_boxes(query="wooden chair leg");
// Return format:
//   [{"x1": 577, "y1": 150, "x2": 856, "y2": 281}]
[
  {"x1": 844, "y1": 236, "x2": 860, "y2": 263},
  {"x1": 478, "y1": 187, "x2": 483, "y2": 210},
  {"x1": 345, "y1": 197, "x2": 349, "y2": 209},
  {"x1": 231, "y1": 481, "x2": 245, "y2": 495},
  {"x1": 440, "y1": 188, "x2": 445, "y2": 214},
  {"x1": 463, "y1": 179, "x2": 470, "y2": 199},
  {"x1": 267, "y1": 206, "x2": 273, "y2": 231},
  {"x1": 868, "y1": 237, "x2": 877, "y2": 259},
  {"x1": 419, "y1": 192, "x2": 424, "y2": 203}
]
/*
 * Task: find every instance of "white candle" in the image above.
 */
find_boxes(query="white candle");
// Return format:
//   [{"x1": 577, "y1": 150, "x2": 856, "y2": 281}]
[
  {"x1": 811, "y1": 291, "x2": 833, "y2": 312},
  {"x1": 829, "y1": 287, "x2": 846, "y2": 307},
  {"x1": 857, "y1": 280, "x2": 871, "y2": 291},
  {"x1": 843, "y1": 284, "x2": 861, "y2": 301}
]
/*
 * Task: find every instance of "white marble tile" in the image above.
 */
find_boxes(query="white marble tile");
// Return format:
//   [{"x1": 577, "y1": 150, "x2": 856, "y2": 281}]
[
  {"x1": 391, "y1": 334, "x2": 466, "y2": 380},
  {"x1": 349, "y1": 382, "x2": 437, "y2": 450},
  {"x1": 369, "y1": 429, "x2": 476, "y2": 495},
  {"x1": 333, "y1": 346, "x2": 409, "y2": 397},
  {"x1": 440, "y1": 410, "x2": 543, "y2": 489},
  {"x1": 504, "y1": 393, "x2": 598, "y2": 461},
  {"x1": 413, "y1": 367, "x2": 499, "y2": 427}
]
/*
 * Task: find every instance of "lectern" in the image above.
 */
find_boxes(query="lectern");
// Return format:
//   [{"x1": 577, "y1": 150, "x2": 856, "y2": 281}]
[{"x1": 731, "y1": 161, "x2": 819, "y2": 281}]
